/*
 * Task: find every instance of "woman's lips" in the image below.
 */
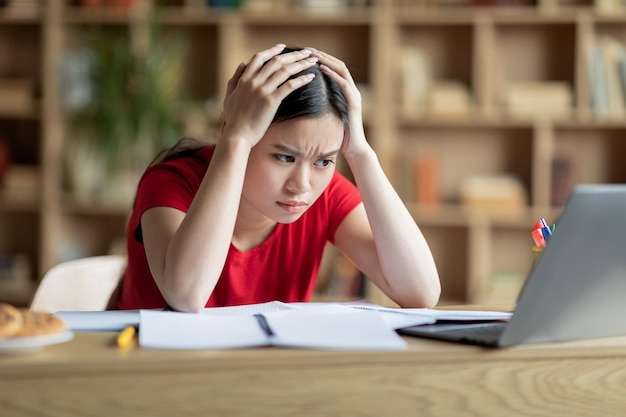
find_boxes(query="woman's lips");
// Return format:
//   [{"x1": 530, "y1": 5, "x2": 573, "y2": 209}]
[{"x1": 277, "y1": 201, "x2": 307, "y2": 214}]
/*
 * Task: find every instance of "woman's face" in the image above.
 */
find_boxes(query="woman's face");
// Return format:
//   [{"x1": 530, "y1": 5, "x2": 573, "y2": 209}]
[{"x1": 241, "y1": 114, "x2": 345, "y2": 224}]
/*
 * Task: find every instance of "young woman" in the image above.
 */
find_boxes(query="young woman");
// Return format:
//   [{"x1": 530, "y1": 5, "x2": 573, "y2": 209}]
[{"x1": 115, "y1": 44, "x2": 440, "y2": 312}]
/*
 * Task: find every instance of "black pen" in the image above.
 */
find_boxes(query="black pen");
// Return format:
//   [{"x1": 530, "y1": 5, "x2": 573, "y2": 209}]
[{"x1": 254, "y1": 314, "x2": 275, "y2": 337}]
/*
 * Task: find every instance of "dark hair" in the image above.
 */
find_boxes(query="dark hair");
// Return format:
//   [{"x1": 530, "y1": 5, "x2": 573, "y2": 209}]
[
  {"x1": 148, "y1": 136, "x2": 210, "y2": 166},
  {"x1": 153, "y1": 46, "x2": 348, "y2": 165},
  {"x1": 273, "y1": 46, "x2": 348, "y2": 125}
]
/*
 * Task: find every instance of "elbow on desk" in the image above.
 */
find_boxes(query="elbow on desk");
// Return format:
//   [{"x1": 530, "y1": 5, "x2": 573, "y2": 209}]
[
  {"x1": 159, "y1": 284, "x2": 208, "y2": 314},
  {"x1": 155, "y1": 268, "x2": 217, "y2": 313},
  {"x1": 164, "y1": 297, "x2": 206, "y2": 314},
  {"x1": 392, "y1": 277, "x2": 442, "y2": 309},
  {"x1": 396, "y1": 288, "x2": 440, "y2": 309}
]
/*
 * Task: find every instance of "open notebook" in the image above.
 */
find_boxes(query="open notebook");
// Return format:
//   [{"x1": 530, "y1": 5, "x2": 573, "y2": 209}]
[
  {"x1": 139, "y1": 304, "x2": 409, "y2": 351},
  {"x1": 399, "y1": 184, "x2": 626, "y2": 347}
]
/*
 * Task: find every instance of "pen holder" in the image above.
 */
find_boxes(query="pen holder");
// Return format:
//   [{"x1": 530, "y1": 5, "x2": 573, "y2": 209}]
[{"x1": 532, "y1": 245, "x2": 543, "y2": 264}]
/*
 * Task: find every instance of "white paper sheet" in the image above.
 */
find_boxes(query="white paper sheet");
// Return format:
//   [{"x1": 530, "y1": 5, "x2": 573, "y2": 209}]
[
  {"x1": 139, "y1": 304, "x2": 407, "y2": 351},
  {"x1": 200, "y1": 300, "x2": 297, "y2": 316},
  {"x1": 55, "y1": 310, "x2": 140, "y2": 331},
  {"x1": 341, "y1": 302, "x2": 513, "y2": 324},
  {"x1": 265, "y1": 305, "x2": 408, "y2": 350},
  {"x1": 55, "y1": 301, "x2": 297, "y2": 332},
  {"x1": 419, "y1": 309, "x2": 513, "y2": 321},
  {"x1": 139, "y1": 310, "x2": 269, "y2": 349}
]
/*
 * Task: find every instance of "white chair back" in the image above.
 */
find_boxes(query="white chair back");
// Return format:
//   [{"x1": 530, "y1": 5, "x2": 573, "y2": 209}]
[{"x1": 30, "y1": 255, "x2": 126, "y2": 313}]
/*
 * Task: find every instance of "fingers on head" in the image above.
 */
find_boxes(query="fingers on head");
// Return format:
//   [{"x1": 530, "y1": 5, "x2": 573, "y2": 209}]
[
  {"x1": 261, "y1": 49, "x2": 313, "y2": 71},
  {"x1": 239, "y1": 45, "x2": 318, "y2": 98},
  {"x1": 246, "y1": 44, "x2": 287, "y2": 70},
  {"x1": 249, "y1": 52, "x2": 317, "y2": 95},
  {"x1": 275, "y1": 73, "x2": 315, "y2": 101},
  {"x1": 314, "y1": 51, "x2": 348, "y2": 75}
]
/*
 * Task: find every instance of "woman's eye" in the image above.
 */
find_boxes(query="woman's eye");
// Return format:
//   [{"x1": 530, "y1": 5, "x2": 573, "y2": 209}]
[
  {"x1": 314, "y1": 159, "x2": 335, "y2": 168},
  {"x1": 275, "y1": 154, "x2": 295, "y2": 163}
]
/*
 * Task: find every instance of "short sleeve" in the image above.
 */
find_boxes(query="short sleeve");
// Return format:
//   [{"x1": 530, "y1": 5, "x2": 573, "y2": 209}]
[
  {"x1": 135, "y1": 165, "x2": 197, "y2": 217},
  {"x1": 131, "y1": 153, "x2": 208, "y2": 243}
]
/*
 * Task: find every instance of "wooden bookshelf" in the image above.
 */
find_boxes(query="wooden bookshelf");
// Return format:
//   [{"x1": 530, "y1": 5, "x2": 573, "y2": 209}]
[{"x1": 1, "y1": 0, "x2": 625, "y2": 306}]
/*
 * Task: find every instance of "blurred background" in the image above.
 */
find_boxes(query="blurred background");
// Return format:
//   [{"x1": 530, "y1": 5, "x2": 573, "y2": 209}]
[{"x1": 0, "y1": 0, "x2": 625, "y2": 307}]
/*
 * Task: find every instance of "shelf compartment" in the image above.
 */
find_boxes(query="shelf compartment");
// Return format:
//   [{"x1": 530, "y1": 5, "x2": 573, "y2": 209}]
[
  {"x1": 0, "y1": 163, "x2": 40, "y2": 212},
  {"x1": 0, "y1": 24, "x2": 41, "y2": 110},
  {"x1": 0, "y1": 212, "x2": 39, "y2": 252},
  {"x1": 493, "y1": 22, "x2": 577, "y2": 117},
  {"x1": 162, "y1": 24, "x2": 220, "y2": 104},
  {"x1": 421, "y1": 224, "x2": 469, "y2": 303},
  {"x1": 395, "y1": 22, "x2": 475, "y2": 119},
  {"x1": 398, "y1": 126, "x2": 534, "y2": 208},
  {"x1": 55, "y1": 214, "x2": 127, "y2": 265},
  {"x1": 0, "y1": 22, "x2": 41, "y2": 65},
  {"x1": 0, "y1": 211, "x2": 40, "y2": 281},
  {"x1": 476, "y1": 224, "x2": 534, "y2": 304},
  {"x1": 553, "y1": 125, "x2": 626, "y2": 188},
  {"x1": 0, "y1": 119, "x2": 40, "y2": 165},
  {"x1": 411, "y1": 204, "x2": 539, "y2": 303}
]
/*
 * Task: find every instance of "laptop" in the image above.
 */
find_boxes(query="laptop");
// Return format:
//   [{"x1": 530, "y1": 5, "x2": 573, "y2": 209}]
[{"x1": 399, "y1": 184, "x2": 626, "y2": 347}]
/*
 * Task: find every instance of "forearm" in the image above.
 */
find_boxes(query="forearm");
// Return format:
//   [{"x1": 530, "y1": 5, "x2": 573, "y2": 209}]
[
  {"x1": 345, "y1": 148, "x2": 441, "y2": 307},
  {"x1": 158, "y1": 138, "x2": 252, "y2": 311}
]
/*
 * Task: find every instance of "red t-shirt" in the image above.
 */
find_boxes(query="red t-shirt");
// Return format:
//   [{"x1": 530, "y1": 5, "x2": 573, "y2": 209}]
[{"x1": 117, "y1": 146, "x2": 362, "y2": 309}]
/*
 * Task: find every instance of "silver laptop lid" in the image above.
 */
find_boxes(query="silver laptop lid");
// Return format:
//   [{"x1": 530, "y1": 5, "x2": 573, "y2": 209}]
[{"x1": 500, "y1": 184, "x2": 626, "y2": 347}]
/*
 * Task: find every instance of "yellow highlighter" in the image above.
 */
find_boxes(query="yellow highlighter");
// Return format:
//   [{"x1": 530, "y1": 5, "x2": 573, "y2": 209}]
[{"x1": 117, "y1": 326, "x2": 137, "y2": 349}]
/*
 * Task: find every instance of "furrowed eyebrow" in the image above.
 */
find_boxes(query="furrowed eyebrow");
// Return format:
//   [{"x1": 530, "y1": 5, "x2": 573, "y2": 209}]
[{"x1": 272, "y1": 144, "x2": 340, "y2": 159}]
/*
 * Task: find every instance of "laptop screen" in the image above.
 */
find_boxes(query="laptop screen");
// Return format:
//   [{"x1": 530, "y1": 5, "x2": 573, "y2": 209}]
[{"x1": 499, "y1": 184, "x2": 626, "y2": 346}]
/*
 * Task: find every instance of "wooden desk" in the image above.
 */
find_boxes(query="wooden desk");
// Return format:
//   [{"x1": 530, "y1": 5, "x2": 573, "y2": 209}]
[{"x1": 1, "y1": 331, "x2": 626, "y2": 417}]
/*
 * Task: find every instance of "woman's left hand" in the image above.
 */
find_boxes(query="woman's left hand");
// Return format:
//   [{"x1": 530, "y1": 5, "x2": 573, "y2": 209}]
[
  {"x1": 313, "y1": 51, "x2": 371, "y2": 160},
  {"x1": 313, "y1": 52, "x2": 441, "y2": 308}
]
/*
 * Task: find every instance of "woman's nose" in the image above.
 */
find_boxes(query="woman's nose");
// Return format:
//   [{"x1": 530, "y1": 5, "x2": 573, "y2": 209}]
[{"x1": 286, "y1": 165, "x2": 311, "y2": 194}]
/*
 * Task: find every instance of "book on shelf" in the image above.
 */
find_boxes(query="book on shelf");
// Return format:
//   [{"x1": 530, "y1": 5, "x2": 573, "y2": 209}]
[
  {"x1": 586, "y1": 34, "x2": 626, "y2": 120},
  {"x1": 0, "y1": 0, "x2": 41, "y2": 16},
  {"x1": 427, "y1": 81, "x2": 471, "y2": 119},
  {"x1": 399, "y1": 48, "x2": 470, "y2": 119},
  {"x1": 595, "y1": 0, "x2": 625, "y2": 14},
  {"x1": 458, "y1": 174, "x2": 527, "y2": 217},
  {"x1": 619, "y1": 57, "x2": 626, "y2": 114},
  {"x1": 296, "y1": 0, "x2": 359, "y2": 12},
  {"x1": 551, "y1": 154, "x2": 575, "y2": 207},
  {"x1": 0, "y1": 164, "x2": 39, "y2": 205},
  {"x1": 600, "y1": 36, "x2": 626, "y2": 119},
  {"x1": 504, "y1": 81, "x2": 572, "y2": 119},
  {"x1": 413, "y1": 152, "x2": 441, "y2": 206},
  {"x1": 587, "y1": 37, "x2": 610, "y2": 119},
  {"x1": 0, "y1": 79, "x2": 35, "y2": 115},
  {"x1": 399, "y1": 45, "x2": 431, "y2": 117}
]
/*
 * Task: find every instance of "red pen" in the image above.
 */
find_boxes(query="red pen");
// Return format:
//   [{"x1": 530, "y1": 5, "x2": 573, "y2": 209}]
[{"x1": 532, "y1": 228, "x2": 545, "y2": 248}]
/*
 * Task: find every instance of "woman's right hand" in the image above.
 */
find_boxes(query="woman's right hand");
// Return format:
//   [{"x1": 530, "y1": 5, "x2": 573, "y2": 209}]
[{"x1": 221, "y1": 44, "x2": 318, "y2": 149}]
